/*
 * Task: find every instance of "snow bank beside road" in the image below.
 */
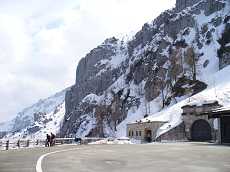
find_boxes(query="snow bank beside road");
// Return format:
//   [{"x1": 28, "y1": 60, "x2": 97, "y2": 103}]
[{"x1": 89, "y1": 138, "x2": 132, "y2": 145}]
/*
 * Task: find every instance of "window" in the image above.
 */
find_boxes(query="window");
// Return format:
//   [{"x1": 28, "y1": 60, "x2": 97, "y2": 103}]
[
  {"x1": 132, "y1": 131, "x2": 134, "y2": 136},
  {"x1": 136, "y1": 131, "x2": 138, "y2": 136},
  {"x1": 129, "y1": 131, "x2": 131, "y2": 136},
  {"x1": 139, "y1": 131, "x2": 142, "y2": 136}
]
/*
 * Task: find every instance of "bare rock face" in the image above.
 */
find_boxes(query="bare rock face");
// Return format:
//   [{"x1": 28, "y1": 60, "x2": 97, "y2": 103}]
[
  {"x1": 176, "y1": 0, "x2": 225, "y2": 15},
  {"x1": 176, "y1": 0, "x2": 201, "y2": 12},
  {"x1": 12, "y1": 115, "x2": 32, "y2": 132},
  {"x1": 27, "y1": 126, "x2": 41, "y2": 134},
  {"x1": 218, "y1": 23, "x2": 230, "y2": 69},
  {"x1": 61, "y1": 0, "x2": 229, "y2": 137},
  {"x1": 172, "y1": 77, "x2": 207, "y2": 97},
  {"x1": 128, "y1": 23, "x2": 159, "y2": 56},
  {"x1": 65, "y1": 38, "x2": 125, "y2": 116}
]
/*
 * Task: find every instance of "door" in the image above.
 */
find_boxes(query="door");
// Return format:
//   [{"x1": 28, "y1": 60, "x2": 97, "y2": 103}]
[
  {"x1": 191, "y1": 119, "x2": 212, "y2": 141},
  {"x1": 144, "y1": 129, "x2": 152, "y2": 142},
  {"x1": 221, "y1": 117, "x2": 230, "y2": 143}
]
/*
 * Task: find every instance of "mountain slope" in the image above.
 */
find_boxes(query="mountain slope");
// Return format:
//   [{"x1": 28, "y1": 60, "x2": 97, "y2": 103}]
[
  {"x1": 60, "y1": 0, "x2": 230, "y2": 138},
  {"x1": 2, "y1": 89, "x2": 68, "y2": 139},
  {"x1": 0, "y1": 120, "x2": 13, "y2": 132}
]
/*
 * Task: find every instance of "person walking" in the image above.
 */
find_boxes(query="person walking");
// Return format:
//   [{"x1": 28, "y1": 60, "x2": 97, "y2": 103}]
[
  {"x1": 45, "y1": 134, "x2": 51, "y2": 147},
  {"x1": 50, "y1": 132, "x2": 56, "y2": 146}
]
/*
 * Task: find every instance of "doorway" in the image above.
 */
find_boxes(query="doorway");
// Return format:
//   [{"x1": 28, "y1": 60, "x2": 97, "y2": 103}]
[
  {"x1": 221, "y1": 117, "x2": 230, "y2": 143},
  {"x1": 144, "y1": 129, "x2": 152, "y2": 142},
  {"x1": 191, "y1": 119, "x2": 212, "y2": 141}
]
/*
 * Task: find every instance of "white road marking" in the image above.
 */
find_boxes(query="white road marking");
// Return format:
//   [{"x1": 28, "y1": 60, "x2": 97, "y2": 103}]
[{"x1": 36, "y1": 148, "x2": 80, "y2": 172}]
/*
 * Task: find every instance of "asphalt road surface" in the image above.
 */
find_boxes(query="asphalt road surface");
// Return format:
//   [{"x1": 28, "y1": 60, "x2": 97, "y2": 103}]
[{"x1": 0, "y1": 143, "x2": 230, "y2": 172}]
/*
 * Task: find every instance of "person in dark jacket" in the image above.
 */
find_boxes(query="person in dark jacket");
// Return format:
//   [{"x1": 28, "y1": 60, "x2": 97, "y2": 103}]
[
  {"x1": 45, "y1": 134, "x2": 51, "y2": 147},
  {"x1": 74, "y1": 137, "x2": 82, "y2": 144},
  {"x1": 50, "y1": 132, "x2": 56, "y2": 146}
]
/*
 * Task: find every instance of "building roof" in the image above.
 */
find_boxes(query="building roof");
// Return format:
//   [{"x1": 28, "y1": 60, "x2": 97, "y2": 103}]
[
  {"x1": 181, "y1": 100, "x2": 220, "y2": 109},
  {"x1": 204, "y1": 106, "x2": 230, "y2": 118},
  {"x1": 128, "y1": 114, "x2": 168, "y2": 125}
]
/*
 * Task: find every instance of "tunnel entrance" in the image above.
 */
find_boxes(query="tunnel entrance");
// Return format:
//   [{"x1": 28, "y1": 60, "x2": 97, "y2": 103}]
[{"x1": 191, "y1": 119, "x2": 212, "y2": 141}]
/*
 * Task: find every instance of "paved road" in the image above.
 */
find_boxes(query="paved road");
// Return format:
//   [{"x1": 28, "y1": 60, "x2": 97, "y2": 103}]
[
  {"x1": 0, "y1": 143, "x2": 230, "y2": 172},
  {"x1": 0, "y1": 145, "x2": 77, "y2": 172}
]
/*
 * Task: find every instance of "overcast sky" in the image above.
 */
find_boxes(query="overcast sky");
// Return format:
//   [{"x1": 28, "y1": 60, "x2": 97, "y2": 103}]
[{"x1": 0, "y1": 0, "x2": 175, "y2": 123}]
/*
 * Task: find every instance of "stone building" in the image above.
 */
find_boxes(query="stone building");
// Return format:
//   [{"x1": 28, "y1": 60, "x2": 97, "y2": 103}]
[
  {"x1": 181, "y1": 101, "x2": 220, "y2": 142},
  {"x1": 127, "y1": 101, "x2": 230, "y2": 144},
  {"x1": 127, "y1": 120, "x2": 166, "y2": 143},
  {"x1": 181, "y1": 102, "x2": 230, "y2": 144},
  {"x1": 205, "y1": 108, "x2": 230, "y2": 144}
]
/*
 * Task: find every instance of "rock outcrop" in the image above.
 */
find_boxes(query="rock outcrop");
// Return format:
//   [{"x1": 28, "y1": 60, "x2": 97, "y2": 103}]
[{"x1": 176, "y1": 0, "x2": 201, "y2": 12}]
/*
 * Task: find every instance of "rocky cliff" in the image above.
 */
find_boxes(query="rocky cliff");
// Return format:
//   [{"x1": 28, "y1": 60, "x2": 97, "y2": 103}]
[{"x1": 61, "y1": 0, "x2": 230, "y2": 138}]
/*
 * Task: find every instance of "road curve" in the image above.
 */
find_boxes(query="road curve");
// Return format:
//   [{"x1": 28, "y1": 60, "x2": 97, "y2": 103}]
[
  {"x1": 0, "y1": 145, "x2": 78, "y2": 172},
  {"x1": 36, "y1": 147, "x2": 80, "y2": 172}
]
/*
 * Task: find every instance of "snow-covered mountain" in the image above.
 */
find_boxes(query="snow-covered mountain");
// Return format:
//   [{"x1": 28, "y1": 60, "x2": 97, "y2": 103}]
[
  {"x1": 0, "y1": 120, "x2": 13, "y2": 132},
  {"x1": 60, "y1": 0, "x2": 230, "y2": 138},
  {"x1": 2, "y1": 0, "x2": 230, "y2": 140},
  {"x1": 1, "y1": 89, "x2": 68, "y2": 139}
]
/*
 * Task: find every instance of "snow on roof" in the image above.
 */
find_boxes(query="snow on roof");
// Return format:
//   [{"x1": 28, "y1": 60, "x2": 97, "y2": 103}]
[
  {"x1": 130, "y1": 113, "x2": 169, "y2": 124},
  {"x1": 212, "y1": 105, "x2": 230, "y2": 112},
  {"x1": 184, "y1": 100, "x2": 218, "y2": 107}
]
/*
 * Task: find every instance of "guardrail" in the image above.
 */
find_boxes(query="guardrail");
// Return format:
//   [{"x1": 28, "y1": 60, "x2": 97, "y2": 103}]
[
  {"x1": 0, "y1": 139, "x2": 44, "y2": 150},
  {"x1": 0, "y1": 137, "x2": 106, "y2": 151}
]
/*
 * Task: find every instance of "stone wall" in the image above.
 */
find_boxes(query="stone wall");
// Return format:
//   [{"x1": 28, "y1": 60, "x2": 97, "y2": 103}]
[
  {"x1": 157, "y1": 103, "x2": 221, "y2": 142},
  {"x1": 183, "y1": 113, "x2": 216, "y2": 140},
  {"x1": 182, "y1": 101, "x2": 220, "y2": 115},
  {"x1": 157, "y1": 123, "x2": 187, "y2": 141},
  {"x1": 181, "y1": 103, "x2": 220, "y2": 141}
]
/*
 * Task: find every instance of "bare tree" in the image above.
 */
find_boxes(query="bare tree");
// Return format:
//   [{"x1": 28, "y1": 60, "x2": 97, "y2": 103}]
[
  {"x1": 185, "y1": 47, "x2": 197, "y2": 81},
  {"x1": 159, "y1": 78, "x2": 171, "y2": 109},
  {"x1": 169, "y1": 48, "x2": 183, "y2": 84}
]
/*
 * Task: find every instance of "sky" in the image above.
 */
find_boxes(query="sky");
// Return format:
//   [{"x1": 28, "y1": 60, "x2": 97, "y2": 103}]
[{"x1": 0, "y1": 0, "x2": 176, "y2": 123}]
